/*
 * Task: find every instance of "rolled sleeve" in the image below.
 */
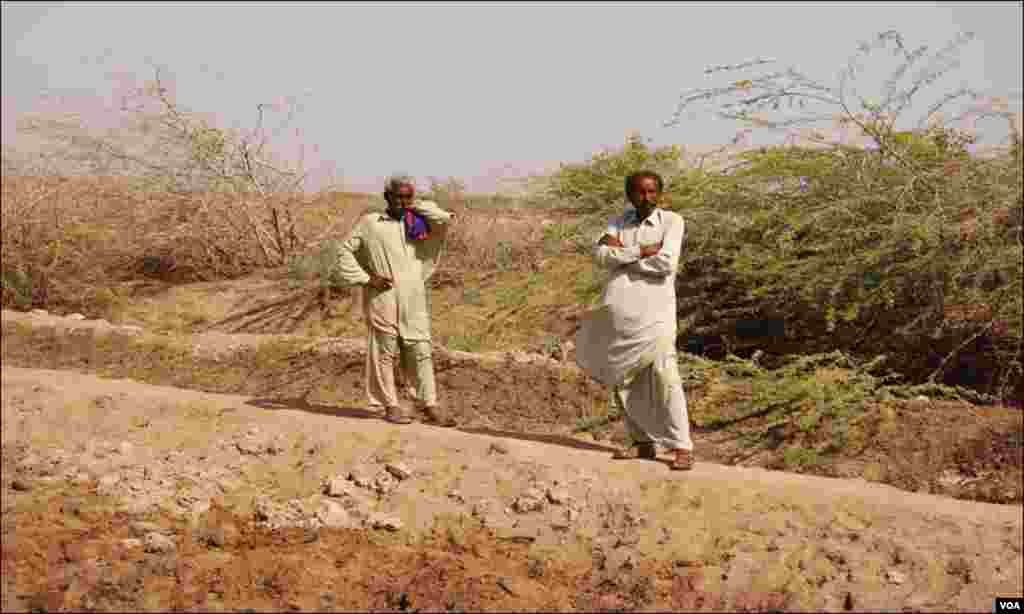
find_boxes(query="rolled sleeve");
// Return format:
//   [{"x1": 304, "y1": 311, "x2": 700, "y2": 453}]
[{"x1": 411, "y1": 200, "x2": 454, "y2": 226}]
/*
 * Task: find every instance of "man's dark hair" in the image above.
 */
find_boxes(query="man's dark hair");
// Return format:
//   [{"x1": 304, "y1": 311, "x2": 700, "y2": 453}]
[{"x1": 624, "y1": 171, "x2": 664, "y2": 196}]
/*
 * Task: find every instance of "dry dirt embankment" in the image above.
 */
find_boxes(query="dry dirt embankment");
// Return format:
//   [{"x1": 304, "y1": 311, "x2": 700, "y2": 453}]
[
  {"x1": 1, "y1": 310, "x2": 1022, "y2": 612},
  {"x1": 3, "y1": 307, "x2": 1021, "y2": 505}
]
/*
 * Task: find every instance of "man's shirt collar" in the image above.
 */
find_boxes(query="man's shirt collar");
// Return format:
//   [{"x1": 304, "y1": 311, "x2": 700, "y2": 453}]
[{"x1": 625, "y1": 207, "x2": 662, "y2": 227}]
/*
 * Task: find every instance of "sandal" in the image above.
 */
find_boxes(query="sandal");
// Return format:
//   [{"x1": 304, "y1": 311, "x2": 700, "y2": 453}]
[
  {"x1": 670, "y1": 449, "x2": 694, "y2": 471},
  {"x1": 418, "y1": 406, "x2": 458, "y2": 428},
  {"x1": 384, "y1": 407, "x2": 413, "y2": 425},
  {"x1": 612, "y1": 442, "x2": 657, "y2": 460}
]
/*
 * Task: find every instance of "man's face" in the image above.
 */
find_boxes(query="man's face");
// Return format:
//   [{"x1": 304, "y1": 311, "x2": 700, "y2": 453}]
[
  {"x1": 628, "y1": 176, "x2": 660, "y2": 211},
  {"x1": 387, "y1": 183, "x2": 416, "y2": 214}
]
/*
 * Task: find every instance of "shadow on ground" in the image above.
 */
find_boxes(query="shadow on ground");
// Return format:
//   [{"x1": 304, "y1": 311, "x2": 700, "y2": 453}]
[
  {"x1": 247, "y1": 397, "x2": 622, "y2": 455},
  {"x1": 247, "y1": 397, "x2": 379, "y2": 421}
]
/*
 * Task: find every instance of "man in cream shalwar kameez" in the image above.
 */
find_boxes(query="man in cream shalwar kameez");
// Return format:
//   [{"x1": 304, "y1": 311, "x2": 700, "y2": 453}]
[
  {"x1": 575, "y1": 171, "x2": 694, "y2": 470},
  {"x1": 335, "y1": 175, "x2": 456, "y2": 426}
]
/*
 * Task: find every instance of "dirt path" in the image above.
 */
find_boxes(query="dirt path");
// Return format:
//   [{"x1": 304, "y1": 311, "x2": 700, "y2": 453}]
[
  {"x1": 6, "y1": 306, "x2": 1022, "y2": 512},
  {"x1": 3, "y1": 365, "x2": 1022, "y2": 612}
]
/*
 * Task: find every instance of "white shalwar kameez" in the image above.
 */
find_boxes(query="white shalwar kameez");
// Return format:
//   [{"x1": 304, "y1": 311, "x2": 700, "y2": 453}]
[{"x1": 575, "y1": 207, "x2": 693, "y2": 451}]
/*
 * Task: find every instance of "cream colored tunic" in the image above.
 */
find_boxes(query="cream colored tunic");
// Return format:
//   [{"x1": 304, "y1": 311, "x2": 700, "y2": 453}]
[
  {"x1": 575, "y1": 207, "x2": 686, "y2": 386},
  {"x1": 335, "y1": 200, "x2": 453, "y2": 341},
  {"x1": 575, "y1": 206, "x2": 692, "y2": 450}
]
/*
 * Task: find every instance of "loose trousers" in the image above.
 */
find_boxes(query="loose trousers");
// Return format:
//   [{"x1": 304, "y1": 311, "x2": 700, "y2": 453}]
[
  {"x1": 366, "y1": 326, "x2": 437, "y2": 410},
  {"x1": 614, "y1": 352, "x2": 693, "y2": 451}
]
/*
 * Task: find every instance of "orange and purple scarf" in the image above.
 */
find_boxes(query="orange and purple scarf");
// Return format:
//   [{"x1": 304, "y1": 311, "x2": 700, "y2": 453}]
[{"x1": 404, "y1": 209, "x2": 430, "y2": 241}]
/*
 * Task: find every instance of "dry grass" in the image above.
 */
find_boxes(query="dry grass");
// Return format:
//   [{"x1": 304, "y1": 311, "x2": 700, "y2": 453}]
[
  {"x1": 0, "y1": 175, "x2": 383, "y2": 311},
  {"x1": 1, "y1": 174, "x2": 578, "y2": 352}
]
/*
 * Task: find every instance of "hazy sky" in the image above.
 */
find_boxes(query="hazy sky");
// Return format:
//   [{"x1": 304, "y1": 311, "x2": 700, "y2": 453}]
[{"x1": 2, "y1": 1, "x2": 1021, "y2": 192}]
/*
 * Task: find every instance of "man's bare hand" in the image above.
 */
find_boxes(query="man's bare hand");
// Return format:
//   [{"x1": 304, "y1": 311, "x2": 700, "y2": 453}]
[
  {"x1": 640, "y1": 242, "x2": 662, "y2": 258},
  {"x1": 599, "y1": 234, "x2": 624, "y2": 248},
  {"x1": 366, "y1": 273, "x2": 393, "y2": 291}
]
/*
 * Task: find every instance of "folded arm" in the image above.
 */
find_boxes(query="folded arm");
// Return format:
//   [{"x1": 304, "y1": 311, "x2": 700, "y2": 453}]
[
  {"x1": 593, "y1": 220, "x2": 643, "y2": 269},
  {"x1": 625, "y1": 215, "x2": 685, "y2": 277}
]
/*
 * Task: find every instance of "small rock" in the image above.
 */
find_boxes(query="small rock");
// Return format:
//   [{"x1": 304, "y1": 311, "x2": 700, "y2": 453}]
[
  {"x1": 488, "y1": 442, "x2": 510, "y2": 455},
  {"x1": 11, "y1": 478, "x2": 32, "y2": 492},
  {"x1": 373, "y1": 473, "x2": 398, "y2": 495},
  {"x1": 567, "y1": 508, "x2": 581, "y2": 522},
  {"x1": 324, "y1": 477, "x2": 353, "y2": 498},
  {"x1": 385, "y1": 462, "x2": 413, "y2": 481},
  {"x1": 319, "y1": 593, "x2": 337, "y2": 609},
  {"x1": 513, "y1": 490, "x2": 545, "y2": 514},
  {"x1": 546, "y1": 488, "x2": 570, "y2": 505},
  {"x1": 117, "y1": 325, "x2": 144, "y2": 335},
  {"x1": 885, "y1": 569, "x2": 907, "y2": 585},
  {"x1": 196, "y1": 526, "x2": 226, "y2": 548},
  {"x1": 370, "y1": 514, "x2": 403, "y2": 532},
  {"x1": 913, "y1": 395, "x2": 930, "y2": 402},
  {"x1": 348, "y1": 470, "x2": 374, "y2": 488},
  {"x1": 317, "y1": 500, "x2": 356, "y2": 529},
  {"x1": 253, "y1": 496, "x2": 275, "y2": 521},
  {"x1": 130, "y1": 521, "x2": 169, "y2": 537},
  {"x1": 236, "y1": 439, "x2": 264, "y2": 456},
  {"x1": 447, "y1": 490, "x2": 465, "y2": 503},
  {"x1": 946, "y1": 557, "x2": 972, "y2": 583},
  {"x1": 657, "y1": 527, "x2": 673, "y2": 545},
  {"x1": 121, "y1": 538, "x2": 143, "y2": 549},
  {"x1": 67, "y1": 313, "x2": 87, "y2": 321},
  {"x1": 143, "y1": 532, "x2": 176, "y2": 554},
  {"x1": 30, "y1": 309, "x2": 49, "y2": 316},
  {"x1": 16, "y1": 454, "x2": 40, "y2": 471},
  {"x1": 62, "y1": 499, "x2": 84, "y2": 516}
]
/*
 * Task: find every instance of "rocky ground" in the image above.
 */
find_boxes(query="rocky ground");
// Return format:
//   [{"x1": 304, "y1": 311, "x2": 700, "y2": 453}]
[
  {"x1": 2, "y1": 358, "x2": 1022, "y2": 611},
  {"x1": 0, "y1": 309, "x2": 1019, "y2": 609}
]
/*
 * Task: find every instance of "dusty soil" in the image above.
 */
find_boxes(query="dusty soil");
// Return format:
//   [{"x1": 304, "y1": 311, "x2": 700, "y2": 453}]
[
  {"x1": 2, "y1": 364, "x2": 1022, "y2": 612},
  {"x1": 3, "y1": 308, "x2": 1021, "y2": 506}
]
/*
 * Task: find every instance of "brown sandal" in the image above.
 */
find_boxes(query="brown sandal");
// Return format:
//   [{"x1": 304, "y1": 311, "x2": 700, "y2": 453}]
[
  {"x1": 670, "y1": 449, "x2": 694, "y2": 471},
  {"x1": 612, "y1": 442, "x2": 657, "y2": 460},
  {"x1": 419, "y1": 406, "x2": 458, "y2": 428}
]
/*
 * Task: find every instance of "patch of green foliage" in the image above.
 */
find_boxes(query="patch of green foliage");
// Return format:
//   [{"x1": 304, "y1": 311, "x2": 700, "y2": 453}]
[
  {"x1": 1, "y1": 268, "x2": 35, "y2": 309},
  {"x1": 782, "y1": 445, "x2": 823, "y2": 470},
  {"x1": 286, "y1": 239, "x2": 346, "y2": 291},
  {"x1": 536, "y1": 121, "x2": 1021, "y2": 399}
]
